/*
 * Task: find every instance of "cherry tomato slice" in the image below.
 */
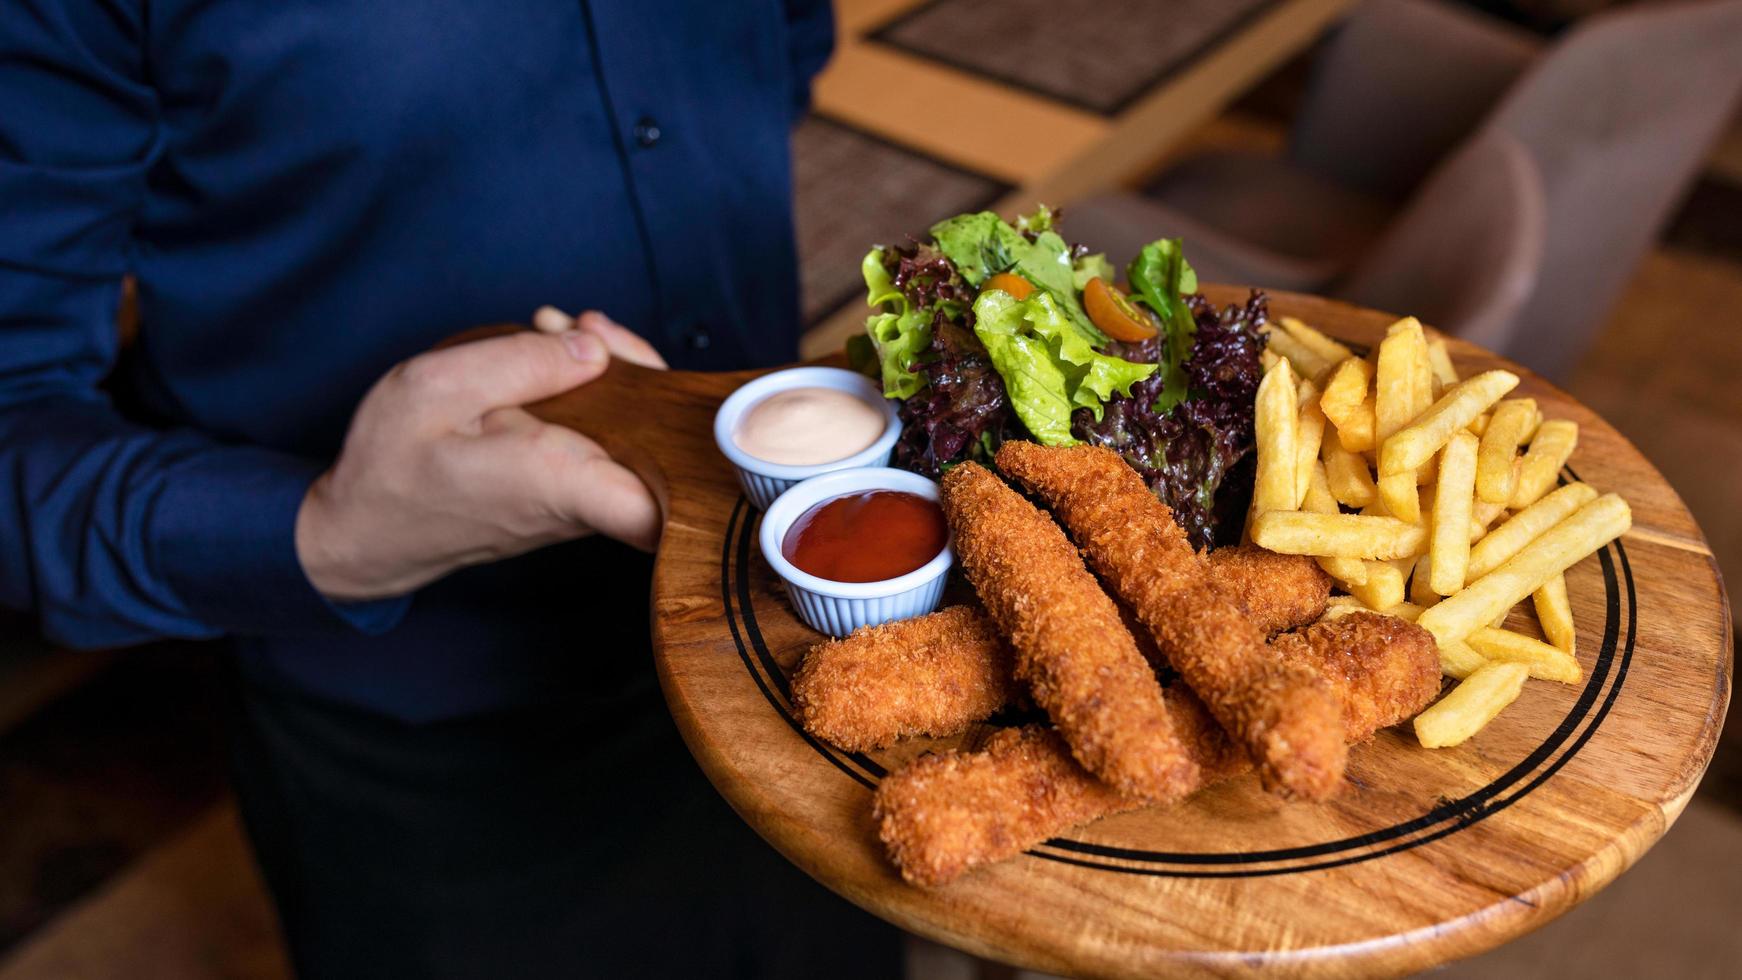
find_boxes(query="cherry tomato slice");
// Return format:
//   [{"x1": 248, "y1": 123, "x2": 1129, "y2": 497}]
[
  {"x1": 982, "y1": 272, "x2": 1036, "y2": 301},
  {"x1": 1084, "y1": 277, "x2": 1158, "y2": 342}
]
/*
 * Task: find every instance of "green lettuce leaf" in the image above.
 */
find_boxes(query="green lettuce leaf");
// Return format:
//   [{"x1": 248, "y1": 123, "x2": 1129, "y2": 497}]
[
  {"x1": 862, "y1": 247, "x2": 903, "y2": 307},
  {"x1": 860, "y1": 248, "x2": 932, "y2": 398},
  {"x1": 1015, "y1": 204, "x2": 1056, "y2": 235},
  {"x1": 928, "y1": 210, "x2": 1107, "y2": 344},
  {"x1": 1127, "y1": 238, "x2": 1199, "y2": 415},
  {"x1": 1072, "y1": 252, "x2": 1115, "y2": 291},
  {"x1": 971, "y1": 290, "x2": 1156, "y2": 444},
  {"x1": 927, "y1": 212, "x2": 1026, "y2": 287}
]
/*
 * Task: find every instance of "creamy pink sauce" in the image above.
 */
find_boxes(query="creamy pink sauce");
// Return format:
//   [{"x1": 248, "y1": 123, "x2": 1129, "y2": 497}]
[{"x1": 733, "y1": 387, "x2": 884, "y2": 466}]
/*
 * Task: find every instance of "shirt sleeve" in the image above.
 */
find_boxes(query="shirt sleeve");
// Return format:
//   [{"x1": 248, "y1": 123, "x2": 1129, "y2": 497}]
[
  {"x1": 0, "y1": 0, "x2": 408, "y2": 648},
  {"x1": 783, "y1": 0, "x2": 836, "y2": 121}
]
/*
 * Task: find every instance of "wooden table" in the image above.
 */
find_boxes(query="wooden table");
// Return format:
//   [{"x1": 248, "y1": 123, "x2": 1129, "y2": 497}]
[
  {"x1": 531, "y1": 288, "x2": 1731, "y2": 978},
  {"x1": 801, "y1": 0, "x2": 1359, "y2": 357}
]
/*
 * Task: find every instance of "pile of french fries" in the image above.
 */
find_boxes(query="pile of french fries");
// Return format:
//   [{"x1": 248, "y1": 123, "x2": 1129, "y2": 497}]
[{"x1": 1248, "y1": 316, "x2": 1632, "y2": 748}]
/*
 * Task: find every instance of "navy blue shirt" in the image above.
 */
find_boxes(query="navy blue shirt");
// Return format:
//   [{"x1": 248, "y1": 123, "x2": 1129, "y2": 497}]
[{"x1": 0, "y1": 1, "x2": 833, "y2": 720}]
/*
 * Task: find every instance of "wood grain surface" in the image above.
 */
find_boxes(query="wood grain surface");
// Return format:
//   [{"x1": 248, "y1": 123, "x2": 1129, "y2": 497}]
[{"x1": 526, "y1": 287, "x2": 1732, "y2": 978}]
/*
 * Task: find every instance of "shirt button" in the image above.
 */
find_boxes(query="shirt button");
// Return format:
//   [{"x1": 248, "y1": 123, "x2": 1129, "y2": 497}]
[
  {"x1": 633, "y1": 116, "x2": 662, "y2": 148},
  {"x1": 684, "y1": 324, "x2": 712, "y2": 351}
]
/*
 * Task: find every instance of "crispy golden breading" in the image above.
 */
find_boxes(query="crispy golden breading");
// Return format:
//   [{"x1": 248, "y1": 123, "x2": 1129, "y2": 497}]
[
  {"x1": 1271, "y1": 612, "x2": 1442, "y2": 740},
  {"x1": 940, "y1": 462, "x2": 1198, "y2": 802},
  {"x1": 996, "y1": 442, "x2": 1347, "y2": 800},
  {"x1": 873, "y1": 613, "x2": 1442, "y2": 886},
  {"x1": 1205, "y1": 546, "x2": 1332, "y2": 636},
  {"x1": 792, "y1": 606, "x2": 1019, "y2": 752},
  {"x1": 873, "y1": 725, "x2": 1135, "y2": 889},
  {"x1": 797, "y1": 566, "x2": 1326, "y2": 755}
]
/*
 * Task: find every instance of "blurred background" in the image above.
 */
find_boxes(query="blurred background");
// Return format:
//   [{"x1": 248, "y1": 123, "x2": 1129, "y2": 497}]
[{"x1": 1, "y1": 0, "x2": 1737, "y2": 976}]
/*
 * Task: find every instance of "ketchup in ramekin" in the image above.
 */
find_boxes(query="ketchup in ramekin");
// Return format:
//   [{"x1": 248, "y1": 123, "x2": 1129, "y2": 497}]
[{"x1": 780, "y1": 490, "x2": 948, "y2": 583}]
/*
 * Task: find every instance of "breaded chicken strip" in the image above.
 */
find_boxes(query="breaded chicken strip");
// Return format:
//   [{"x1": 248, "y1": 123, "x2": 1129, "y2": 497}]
[
  {"x1": 792, "y1": 605, "x2": 1019, "y2": 752},
  {"x1": 1206, "y1": 546, "x2": 1332, "y2": 637},
  {"x1": 996, "y1": 442, "x2": 1347, "y2": 801},
  {"x1": 874, "y1": 725, "x2": 1136, "y2": 889},
  {"x1": 940, "y1": 463, "x2": 1198, "y2": 802},
  {"x1": 795, "y1": 557, "x2": 1329, "y2": 753},
  {"x1": 874, "y1": 612, "x2": 1440, "y2": 886},
  {"x1": 1271, "y1": 612, "x2": 1442, "y2": 742}
]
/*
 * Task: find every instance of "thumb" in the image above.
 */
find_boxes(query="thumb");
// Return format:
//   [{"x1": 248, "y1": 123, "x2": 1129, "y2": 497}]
[
  {"x1": 577, "y1": 311, "x2": 668, "y2": 370},
  {"x1": 409, "y1": 329, "x2": 608, "y2": 421},
  {"x1": 478, "y1": 421, "x2": 662, "y2": 552}
]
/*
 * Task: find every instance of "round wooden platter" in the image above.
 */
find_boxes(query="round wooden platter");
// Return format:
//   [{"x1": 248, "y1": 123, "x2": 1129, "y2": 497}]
[{"x1": 527, "y1": 287, "x2": 1732, "y2": 978}]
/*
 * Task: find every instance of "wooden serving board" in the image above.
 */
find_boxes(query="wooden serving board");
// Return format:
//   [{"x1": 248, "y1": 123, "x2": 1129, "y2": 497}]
[{"x1": 527, "y1": 287, "x2": 1732, "y2": 978}]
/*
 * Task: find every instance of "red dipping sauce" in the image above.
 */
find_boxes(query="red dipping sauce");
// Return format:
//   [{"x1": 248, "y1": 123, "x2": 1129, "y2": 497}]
[{"x1": 781, "y1": 490, "x2": 948, "y2": 583}]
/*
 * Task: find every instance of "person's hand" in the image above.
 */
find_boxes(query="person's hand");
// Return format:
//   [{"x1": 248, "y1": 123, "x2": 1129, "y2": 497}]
[{"x1": 296, "y1": 311, "x2": 668, "y2": 602}]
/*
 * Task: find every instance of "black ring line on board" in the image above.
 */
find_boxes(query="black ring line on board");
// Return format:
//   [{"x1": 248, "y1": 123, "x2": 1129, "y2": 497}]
[{"x1": 720, "y1": 464, "x2": 1633, "y2": 877}]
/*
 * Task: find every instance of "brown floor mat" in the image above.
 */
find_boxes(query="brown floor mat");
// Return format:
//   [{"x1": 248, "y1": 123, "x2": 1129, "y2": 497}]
[
  {"x1": 874, "y1": 0, "x2": 1281, "y2": 115},
  {"x1": 792, "y1": 116, "x2": 1007, "y2": 325}
]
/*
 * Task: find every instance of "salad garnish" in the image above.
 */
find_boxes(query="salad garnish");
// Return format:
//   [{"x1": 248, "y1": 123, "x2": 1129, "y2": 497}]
[{"x1": 851, "y1": 207, "x2": 1269, "y2": 547}]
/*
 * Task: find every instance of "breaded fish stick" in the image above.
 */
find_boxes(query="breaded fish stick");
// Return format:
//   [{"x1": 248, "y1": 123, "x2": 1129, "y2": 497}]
[
  {"x1": 940, "y1": 463, "x2": 1198, "y2": 802},
  {"x1": 874, "y1": 613, "x2": 1440, "y2": 886},
  {"x1": 996, "y1": 442, "x2": 1346, "y2": 801},
  {"x1": 1205, "y1": 546, "x2": 1332, "y2": 637},
  {"x1": 792, "y1": 605, "x2": 1019, "y2": 753}
]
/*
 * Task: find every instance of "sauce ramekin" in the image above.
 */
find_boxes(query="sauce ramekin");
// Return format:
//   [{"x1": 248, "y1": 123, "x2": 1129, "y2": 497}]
[
  {"x1": 714, "y1": 367, "x2": 901, "y2": 510},
  {"x1": 758, "y1": 467, "x2": 953, "y2": 637}
]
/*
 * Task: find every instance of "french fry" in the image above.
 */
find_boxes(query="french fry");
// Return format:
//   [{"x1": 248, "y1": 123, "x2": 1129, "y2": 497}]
[
  {"x1": 1430, "y1": 431, "x2": 1479, "y2": 595},
  {"x1": 1321, "y1": 358, "x2": 1376, "y2": 452},
  {"x1": 1416, "y1": 453, "x2": 1439, "y2": 486},
  {"x1": 1414, "y1": 663, "x2": 1530, "y2": 748},
  {"x1": 1427, "y1": 336, "x2": 1458, "y2": 392},
  {"x1": 1345, "y1": 560, "x2": 1406, "y2": 612},
  {"x1": 1375, "y1": 320, "x2": 1432, "y2": 518},
  {"x1": 1264, "y1": 327, "x2": 1334, "y2": 380},
  {"x1": 1439, "y1": 638, "x2": 1490, "y2": 680},
  {"x1": 1410, "y1": 552, "x2": 1440, "y2": 606},
  {"x1": 1379, "y1": 471, "x2": 1421, "y2": 524},
  {"x1": 1295, "y1": 381, "x2": 1326, "y2": 508},
  {"x1": 1319, "y1": 596, "x2": 1370, "y2": 620},
  {"x1": 1473, "y1": 495, "x2": 1507, "y2": 533},
  {"x1": 1416, "y1": 494, "x2": 1632, "y2": 648},
  {"x1": 1522, "y1": 409, "x2": 1544, "y2": 445},
  {"x1": 1278, "y1": 316, "x2": 1355, "y2": 366},
  {"x1": 1303, "y1": 463, "x2": 1370, "y2": 586},
  {"x1": 1420, "y1": 485, "x2": 1482, "y2": 547},
  {"x1": 1253, "y1": 359, "x2": 1300, "y2": 514},
  {"x1": 1534, "y1": 573, "x2": 1576, "y2": 655},
  {"x1": 1326, "y1": 566, "x2": 1370, "y2": 588},
  {"x1": 1467, "y1": 627, "x2": 1581, "y2": 684},
  {"x1": 1510, "y1": 419, "x2": 1579, "y2": 509},
  {"x1": 1249, "y1": 511, "x2": 1428, "y2": 560},
  {"x1": 1468, "y1": 412, "x2": 1491, "y2": 437},
  {"x1": 1411, "y1": 333, "x2": 1436, "y2": 421},
  {"x1": 1261, "y1": 348, "x2": 1282, "y2": 373},
  {"x1": 1469, "y1": 483, "x2": 1600, "y2": 580},
  {"x1": 1476, "y1": 398, "x2": 1537, "y2": 504},
  {"x1": 1322, "y1": 429, "x2": 1378, "y2": 508},
  {"x1": 1379, "y1": 370, "x2": 1520, "y2": 477},
  {"x1": 1375, "y1": 318, "x2": 1430, "y2": 444},
  {"x1": 1323, "y1": 598, "x2": 1488, "y2": 676}
]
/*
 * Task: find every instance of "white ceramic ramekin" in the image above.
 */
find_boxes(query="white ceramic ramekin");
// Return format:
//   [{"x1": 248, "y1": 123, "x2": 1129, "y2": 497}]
[
  {"x1": 714, "y1": 367, "x2": 901, "y2": 510},
  {"x1": 758, "y1": 467, "x2": 953, "y2": 637}
]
